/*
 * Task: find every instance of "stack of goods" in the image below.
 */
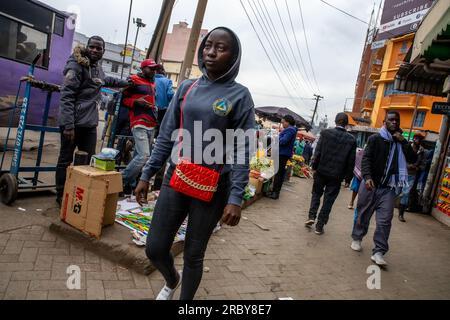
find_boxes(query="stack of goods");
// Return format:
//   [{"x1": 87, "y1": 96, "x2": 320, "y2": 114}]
[
  {"x1": 115, "y1": 198, "x2": 188, "y2": 246},
  {"x1": 291, "y1": 155, "x2": 313, "y2": 179},
  {"x1": 115, "y1": 204, "x2": 154, "y2": 236},
  {"x1": 250, "y1": 154, "x2": 274, "y2": 179}
]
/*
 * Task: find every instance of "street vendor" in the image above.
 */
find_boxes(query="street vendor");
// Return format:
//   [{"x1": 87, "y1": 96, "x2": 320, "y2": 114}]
[
  {"x1": 134, "y1": 27, "x2": 255, "y2": 300},
  {"x1": 55, "y1": 36, "x2": 131, "y2": 207},
  {"x1": 267, "y1": 115, "x2": 298, "y2": 200}
]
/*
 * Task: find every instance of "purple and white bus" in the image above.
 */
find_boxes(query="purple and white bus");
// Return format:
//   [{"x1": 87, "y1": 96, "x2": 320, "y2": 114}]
[{"x1": 0, "y1": 0, "x2": 75, "y2": 127}]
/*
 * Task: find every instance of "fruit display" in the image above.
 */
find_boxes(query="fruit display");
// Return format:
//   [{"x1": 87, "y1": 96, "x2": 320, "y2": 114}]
[{"x1": 291, "y1": 156, "x2": 313, "y2": 179}]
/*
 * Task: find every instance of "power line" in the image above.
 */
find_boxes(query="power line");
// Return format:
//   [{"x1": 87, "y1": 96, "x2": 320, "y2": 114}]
[
  {"x1": 283, "y1": 0, "x2": 315, "y2": 93},
  {"x1": 253, "y1": 0, "x2": 305, "y2": 96},
  {"x1": 239, "y1": 0, "x2": 303, "y2": 107},
  {"x1": 273, "y1": 0, "x2": 313, "y2": 95},
  {"x1": 319, "y1": 0, "x2": 369, "y2": 25},
  {"x1": 298, "y1": 0, "x2": 321, "y2": 94},
  {"x1": 248, "y1": 0, "x2": 296, "y2": 92},
  {"x1": 249, "y1": 0, "x2": 307, "y2": 100},
  {"x1": 258, "y1": 0, "x2": 307, "y2": 96}
]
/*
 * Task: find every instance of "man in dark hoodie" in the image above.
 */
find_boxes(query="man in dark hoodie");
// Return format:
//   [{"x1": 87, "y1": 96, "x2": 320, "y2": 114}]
[
  {"x1": 305, "y1": 113, "x2": 357, "y2": 235},
  {"x1": 134, "y1": 27, "x2": 255, "y2": 300},
  {"x1": 55, "y1": 36, "x2": 130, "y2": 206}
]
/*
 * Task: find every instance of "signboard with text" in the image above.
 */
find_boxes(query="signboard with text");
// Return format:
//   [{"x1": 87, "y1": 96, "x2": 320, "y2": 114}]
[
  {"x1": 377, "y1": 0, "x2": 435, "y2": 41},
  {"x1": 432, "y1": 102, "x2": 450, "y2": 115}
]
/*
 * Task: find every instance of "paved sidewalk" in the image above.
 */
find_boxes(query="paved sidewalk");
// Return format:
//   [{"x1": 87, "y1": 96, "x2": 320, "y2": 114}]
[{"x1": 1, "y1": 177, "x2": 450, "y2": 300}]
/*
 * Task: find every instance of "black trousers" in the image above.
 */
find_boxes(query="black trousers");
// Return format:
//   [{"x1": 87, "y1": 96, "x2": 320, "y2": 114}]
[
  {"x1": 146, "y1": 166, "x2": 230, "y2": 300},
  {"x1": 55, "y1": 127, "x2": 97, "y2": 198},
  {"x1": 308, "y1": 172, "x2": 342, "y2": 226},
  {"x1": 272, "y1": 155, "x2": 290, "y2": 193}
]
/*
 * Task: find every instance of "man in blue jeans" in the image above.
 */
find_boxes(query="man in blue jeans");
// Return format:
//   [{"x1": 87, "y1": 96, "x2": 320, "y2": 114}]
[{"x1": 121, "y1": 59, "x2": 159, "y2": 194}]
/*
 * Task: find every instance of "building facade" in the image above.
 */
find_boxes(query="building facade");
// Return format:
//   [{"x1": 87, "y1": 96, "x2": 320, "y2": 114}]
[
  {"x1": 161, "y1": 21, "x2": 208, "y2": 87},
  {"x1": 73, "y1": 32, "x2": 144, "y2": 79},
  {"x1": 351, "y1": 0, "x2": 445, "y2": 134},
  {"x1": 368, "y1": 33, "x2": 446, "y2": 133}
]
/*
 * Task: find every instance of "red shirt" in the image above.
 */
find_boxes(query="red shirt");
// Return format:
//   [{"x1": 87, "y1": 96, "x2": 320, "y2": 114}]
[{"x1": 122, "y1": 74, "x2": 157, "y2": 129}]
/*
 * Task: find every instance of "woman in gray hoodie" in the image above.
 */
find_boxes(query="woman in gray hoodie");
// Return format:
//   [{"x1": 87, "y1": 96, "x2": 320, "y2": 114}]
[{"x1": 135, "y1": 27, "x2": 255, "y2": 300}]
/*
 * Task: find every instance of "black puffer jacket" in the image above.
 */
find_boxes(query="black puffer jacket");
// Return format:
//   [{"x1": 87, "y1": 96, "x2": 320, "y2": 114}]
[
  {"x1": 361, "y1": 133, "x2": 417, "y2": 187},
  {"x1": 312, "y1": 127, "x2": 357, "y2": 183},
  {"x1": 58, "y1": 46, "x2": 129, "y2": 130}
]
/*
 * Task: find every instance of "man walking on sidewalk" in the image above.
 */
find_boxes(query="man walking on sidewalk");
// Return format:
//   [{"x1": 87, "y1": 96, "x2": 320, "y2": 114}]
[
  {"x1": 350, "y1": 111, "x2": 417, "y2": 266},
  {"x1": 121, "y1": 59, "x2": 159, "y2": 194},
  {"x1": 305, "y1": 113, "x2": 356, "y2": 235}
]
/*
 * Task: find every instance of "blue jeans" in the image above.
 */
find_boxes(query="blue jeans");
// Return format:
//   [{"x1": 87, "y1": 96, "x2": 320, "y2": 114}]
[
  {"x1": 122, "y1": 127, "x2": 155, "y2": 188},
  {"x1": 400, "y1": 175, "x2": 416, "y2": 206}
]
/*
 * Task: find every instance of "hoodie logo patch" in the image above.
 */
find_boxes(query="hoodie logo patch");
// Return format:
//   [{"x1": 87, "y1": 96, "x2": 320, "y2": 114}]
[{"x1": 212, "y1": 98, "x2": 233, "y2": 117}]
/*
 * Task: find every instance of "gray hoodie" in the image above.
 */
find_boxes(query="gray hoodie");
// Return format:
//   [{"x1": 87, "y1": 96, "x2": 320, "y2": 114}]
[{"x1": 140, "y1": 27, "x2": 255, "y2": 206}]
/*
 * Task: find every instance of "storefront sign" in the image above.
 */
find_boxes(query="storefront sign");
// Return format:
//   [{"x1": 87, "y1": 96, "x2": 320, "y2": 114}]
[
  {"x1": 377, "y1": 0, "x2": 434, "y2": 41},
  {"x1": 371, "y1": 40, "x2": 387, "y2": 50},
  {"x1": 431, "y1": 102, "x2": 450, "y2": 115}
]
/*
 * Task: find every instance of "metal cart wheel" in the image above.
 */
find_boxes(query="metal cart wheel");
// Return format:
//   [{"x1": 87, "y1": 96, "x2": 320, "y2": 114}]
[{"x1": 0, "y1": 173, "x2": 18, "y2": 205}]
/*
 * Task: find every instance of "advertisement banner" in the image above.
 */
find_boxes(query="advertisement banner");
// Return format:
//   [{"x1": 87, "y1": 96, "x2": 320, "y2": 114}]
[{"x1": 377, "y1": 0, "x2": 435, "y2": 40}]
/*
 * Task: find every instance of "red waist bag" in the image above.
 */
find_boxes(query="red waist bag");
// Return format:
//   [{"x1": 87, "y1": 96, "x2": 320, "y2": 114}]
[{"x1": 169, "y1": 80, "x2": 221, "y2": 202}]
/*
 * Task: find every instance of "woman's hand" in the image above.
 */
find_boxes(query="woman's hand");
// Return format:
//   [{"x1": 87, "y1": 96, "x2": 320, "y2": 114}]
[{"x1": 221, "y1": 204, "x2": 241, "y2": 226}]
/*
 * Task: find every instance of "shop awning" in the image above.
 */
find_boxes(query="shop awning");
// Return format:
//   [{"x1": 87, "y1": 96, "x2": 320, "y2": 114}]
[
  {"x1": 255, "y1": 106, "x2": 312, "y2": 131},
  {"x1": 411, "y1": 0, "x2": 450, "y2": 63},
  {"x1": 395, "y1": 0, "x2": 450, "y2": 97}
]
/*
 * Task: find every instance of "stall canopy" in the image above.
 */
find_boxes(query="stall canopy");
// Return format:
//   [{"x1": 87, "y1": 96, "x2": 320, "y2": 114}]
[
  {"x1": 255, "y1": 106, "x2": 312, "y2": 131},
  {"x1": 395, "y1": 0, "x2": 450, "y2": 96},
  {"x1": 297, "y1": 130, "x2": 316, "y2": 141}
]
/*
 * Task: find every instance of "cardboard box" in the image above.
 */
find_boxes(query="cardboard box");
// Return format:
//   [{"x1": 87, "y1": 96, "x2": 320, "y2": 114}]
[
  {"x1": 60, "y1": 166, "x2": 123, "y2": 238},
  {"x1": 249, "y1": 177, "x2": 264, "y2": 195}
]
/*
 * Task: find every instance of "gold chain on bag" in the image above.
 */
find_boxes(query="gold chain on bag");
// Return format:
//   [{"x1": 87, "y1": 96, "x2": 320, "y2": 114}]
[{"x1": 175, "y1": 167, "x2": 218, "y2": 192}]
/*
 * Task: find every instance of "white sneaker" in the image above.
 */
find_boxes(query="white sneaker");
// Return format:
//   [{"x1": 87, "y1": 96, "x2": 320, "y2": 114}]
[
  {"x1": 351, "y1": 240, "x2": 362, "y2": 252},
  {"x1": 156, "y1": 271, "x2": 182, "y2": 300},
  {"x1": 371, "y1": 252, "x2": 387, "y2": 266}
]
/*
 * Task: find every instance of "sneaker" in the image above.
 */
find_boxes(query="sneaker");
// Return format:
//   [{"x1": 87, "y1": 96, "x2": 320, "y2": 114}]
[
  {"x1": 348, "y1": 204, "x2": 354, "y2": 209},
  {"x1": 398, "y1": 215, "x2": 406, "y2": 222},
  {"x1": 304, "y1": 219, "x2": 315, "y2": 228},
  {"x1": 351, "y1": 240, "x2": 362, "y2": 252},
  {"x1": 156, "y1": 271, "x2": 182, "y2": 300},
  {"x1": 371, "y1": 252, "x2": 387, "y2": 266},
  {"x1": 314, "y1": 224, "x2": 324, "y2": 235}
]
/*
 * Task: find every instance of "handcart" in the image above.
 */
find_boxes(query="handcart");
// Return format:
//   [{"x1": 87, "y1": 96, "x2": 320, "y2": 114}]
[{"x1": 0, "y1": 54, "x2": 61, "y2": 205}]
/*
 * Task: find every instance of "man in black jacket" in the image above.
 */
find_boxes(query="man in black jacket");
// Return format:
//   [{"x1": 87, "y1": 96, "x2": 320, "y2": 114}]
[
  {"x1": 305, "y1": 113, "x2": 357, "y2": 235},
  {"x1": 55, "y1": 36, "x2": 130, "y2": 206},
  {"x1": 350, "y1": 111, "x2": 417, "y2": 266}
]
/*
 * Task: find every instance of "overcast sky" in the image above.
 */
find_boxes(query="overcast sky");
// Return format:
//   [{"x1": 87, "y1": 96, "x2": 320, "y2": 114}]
[{"x1": 41, "y1": 0, "x2": 381, "y2": 123}]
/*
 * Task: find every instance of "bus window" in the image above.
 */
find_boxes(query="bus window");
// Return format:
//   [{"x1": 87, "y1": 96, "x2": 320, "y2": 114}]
[{"x1": 0, "y1": 15, "x2": 49, "y2": 68}]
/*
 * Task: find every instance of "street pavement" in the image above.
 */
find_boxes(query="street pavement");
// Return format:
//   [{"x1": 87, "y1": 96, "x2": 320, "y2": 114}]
[{"x1": 1, "y1": 175, "x2": 450, "y2": 300}]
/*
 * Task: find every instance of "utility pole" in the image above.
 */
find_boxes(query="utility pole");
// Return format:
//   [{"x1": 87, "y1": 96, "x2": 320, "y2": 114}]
[
  {"x1": 407, "y1": 93, "x2": 421, "y2": 141},
  {"x1": 311, "y1": 94, "x2": 324, "y2": 126},
  {"x1": 130, "y1": 18, "x2": 146, "y2": 75},
  {"x1": 178, "y1": 0, "x2": 208, "y2": 84},
  {"x1": 146, "y1": 0, "x2": 176, "y2": 62},
  {"x1": 120, "y1": 0, "x2": 133, "y2": 79}
]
